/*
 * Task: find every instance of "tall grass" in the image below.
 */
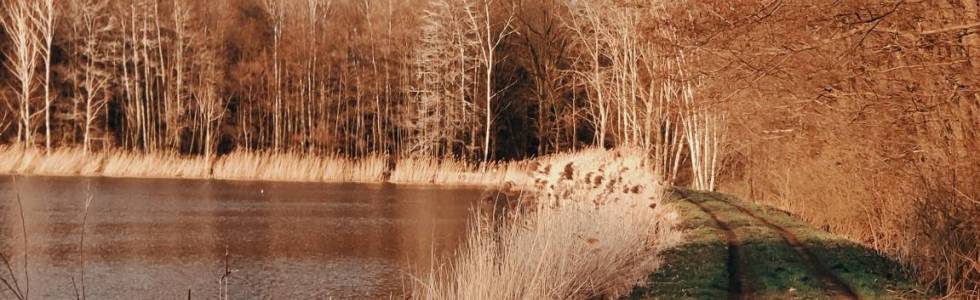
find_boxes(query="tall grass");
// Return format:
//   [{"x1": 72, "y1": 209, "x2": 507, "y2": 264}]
[
  {"x1": 410, "y1": 148, "x2": 680, "y2": 299},
  {"x1": 721, "y1": 96, "x2": 980, "y2": 296},
  {"x1": 390, "y1": 157, "x2": 530, "y2": 186},
  {"x1": 0, "y1": 146, "x2": 531, "y2": 186}
]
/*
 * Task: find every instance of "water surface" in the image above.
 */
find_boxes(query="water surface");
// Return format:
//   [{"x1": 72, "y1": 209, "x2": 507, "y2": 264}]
[{"x1": 0, "y1": 175, "x2": 487, "y2": 299}]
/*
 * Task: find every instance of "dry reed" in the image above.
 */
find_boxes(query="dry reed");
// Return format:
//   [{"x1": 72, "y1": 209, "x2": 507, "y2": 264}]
[
  {"x1": 0, "y1": 146, "x2": 530, "y2": 186},
  {"x1": 410, "y1": 148, "x2": 680, "y2": 299}
]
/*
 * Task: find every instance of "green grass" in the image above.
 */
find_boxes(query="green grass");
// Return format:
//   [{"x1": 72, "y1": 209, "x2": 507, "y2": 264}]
[
  {"x1": 629, "y1": 189, "x2": 928, "y2": 299},
  {"x1": 711, "y1": 193, "x2": 927, "y2": 299},
  {"x1": 707, "y1": 202, "x2": 827, "y2": 299},
  {"x1": 627, "y1": 197, "x2": 729, "y2": 299}
]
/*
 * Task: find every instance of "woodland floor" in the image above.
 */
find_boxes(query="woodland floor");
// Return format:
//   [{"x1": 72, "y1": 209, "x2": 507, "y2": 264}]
[{"x1": 628, "y1": 188, "x2": 930, "y2": 300}]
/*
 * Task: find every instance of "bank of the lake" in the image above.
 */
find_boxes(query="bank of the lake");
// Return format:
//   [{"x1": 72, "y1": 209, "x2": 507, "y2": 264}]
[
  {"x1": 0, "y1": 146, "x2": 530, "y2": 187},
  {"x1": 629, "y1": 188, "x2": 930, "y2": 299},
  {"x1": 2, "y1": 147, "x2": 683, "y2": 299}
]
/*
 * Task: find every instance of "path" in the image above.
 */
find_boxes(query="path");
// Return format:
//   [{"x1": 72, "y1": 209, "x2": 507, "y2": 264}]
[{"x1": 628, "y1": 188, "x2": 925, "y2": 299}]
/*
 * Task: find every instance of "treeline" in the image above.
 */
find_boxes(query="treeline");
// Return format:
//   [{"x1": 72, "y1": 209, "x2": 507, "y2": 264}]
[{"x1": 0, "y1": 0, "x2": 692, "y2": 162}]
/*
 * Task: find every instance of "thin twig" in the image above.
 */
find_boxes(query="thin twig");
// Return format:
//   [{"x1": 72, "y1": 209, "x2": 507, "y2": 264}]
[
  {"x1": 219, "y1": 246, "x2": 231, "y2": 300},
  {"x1": 0, "y1": 181, "x2": 24, "y2": 300},
  {"x1": 0, "y1": 274, "x2": 24, "y2": 300},
  {"x1": 0, "y1": 250, "x2": 24, "y2": 299},
  {"x1": 79, "y1": 195, "x2": 93, "y2": 300},
  {"x1": 71, "y1": 277, "x2": 79, "y2": 300},
  {"x1": 15, "y1": 194, "x2": 28, "y2": 300}
]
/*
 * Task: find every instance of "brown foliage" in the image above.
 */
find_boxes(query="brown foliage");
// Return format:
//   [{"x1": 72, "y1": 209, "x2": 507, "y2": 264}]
[{"x1": 657, "y1": 0, "x2": 980, "y2": 295}]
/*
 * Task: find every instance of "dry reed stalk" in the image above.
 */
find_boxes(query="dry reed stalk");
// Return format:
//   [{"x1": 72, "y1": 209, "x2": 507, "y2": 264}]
[
  {"x1": 388, "y1": 158, "x2": 530, "y2": 186},
  {"x1": 410, "y1": 148, "x2": 680, "y2": 299},
  {"x1": 0, "y1": 249, "x2": 23, "y2": 300},
  {"x1": 75, "y1": 195, "x2": 93, "y2": 300},
  {"x1": 0, "y1": 194, "x2": 28, "y2": 300},
  {"x1": 0, "y1": 146, "x2": 531, "y2": 186}
]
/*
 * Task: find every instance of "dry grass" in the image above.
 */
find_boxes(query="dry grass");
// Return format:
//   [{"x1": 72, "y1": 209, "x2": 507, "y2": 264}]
[
  {"x1": 389, "y1": 156, "x2": 530, "y2": 186},
  {"x1": 0, "y1": 146, "x2": 532, "y2": 186},
  {"x1": 719, "y1": 96, "x2": 980, "y2": 297},
  {"x1": 211, "y1": 151, "x2": 383, "y2": 183},
  {"x1": 658, "y1": 0, "x2": 980, "y2": 295},
  {"x1": 410, "y1": 148, "x2": 680, "y2": 299}
]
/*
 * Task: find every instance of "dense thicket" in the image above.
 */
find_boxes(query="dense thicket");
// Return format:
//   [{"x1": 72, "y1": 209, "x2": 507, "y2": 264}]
[
  {"x1": 663, "y1": 0, "x2": 979, "y2": 295},
  {"x1": 1, "y1": 0, "x2": 978, "y2": 295}
]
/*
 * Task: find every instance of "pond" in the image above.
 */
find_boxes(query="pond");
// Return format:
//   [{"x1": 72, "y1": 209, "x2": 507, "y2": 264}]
[{"x1": 0, "y1": 175, "x2": 490, "y2": 299}]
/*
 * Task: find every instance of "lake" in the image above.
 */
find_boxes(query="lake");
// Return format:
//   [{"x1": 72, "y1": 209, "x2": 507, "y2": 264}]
[{"x1": 0, "y1": 175, "x2": 490, "y2": 299}]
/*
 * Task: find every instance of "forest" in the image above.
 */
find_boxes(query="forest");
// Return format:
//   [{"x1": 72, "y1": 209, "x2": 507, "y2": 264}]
[
  {"x1": 1, "y1": 0, "x2": 978, "y2": 296},
  {"x1": 2, "y1": 0, "x2": 656, "y2": 161}
]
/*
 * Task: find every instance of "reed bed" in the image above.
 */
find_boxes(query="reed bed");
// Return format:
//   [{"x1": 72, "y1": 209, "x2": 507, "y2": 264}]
[
  {"x1": 210, "y1": 151, "x2": 384, "y2": 183},
  {"x1": 0, "y1": 146, "x2": 531, "y2": 186},
  {"x1": 410, "y1": 148, "x2": 681, "y2": 299},
  {"x1": 389, "y1": 157, "x2": 530, "y2": 186}
]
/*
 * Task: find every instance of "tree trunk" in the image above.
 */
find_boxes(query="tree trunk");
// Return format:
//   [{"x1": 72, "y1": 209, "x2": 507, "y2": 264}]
[{"x1": 963, "y1": 0, "x2": 979, "y2": 70}]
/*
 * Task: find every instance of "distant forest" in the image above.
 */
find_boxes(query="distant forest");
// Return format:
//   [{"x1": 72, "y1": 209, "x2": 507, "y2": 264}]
[{"x1": 0, "y1": 0, "x2": 689, "y2": 161}]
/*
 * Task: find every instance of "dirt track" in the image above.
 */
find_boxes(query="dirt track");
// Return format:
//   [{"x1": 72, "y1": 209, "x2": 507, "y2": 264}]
[
  {"x1": 675, "y1": 189, "x2": 860, "y2": 300},
  {"x1": 720, "y1": 199, "x2": 860, "y2": 300},
  {"x1": 686, "y1": 196, "x2": 752, "y2": 300},
  {"x1": 630, "y1": 189, "x2": 924, "y2": 300}
]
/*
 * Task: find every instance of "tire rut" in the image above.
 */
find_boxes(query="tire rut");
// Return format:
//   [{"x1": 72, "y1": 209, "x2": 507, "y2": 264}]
[
  {"x1": 680, "y1": 190, "x2": 751, "y2": 300},
  {"x1": 715, "y1": 196, "x2": 860, "y2": 300}
]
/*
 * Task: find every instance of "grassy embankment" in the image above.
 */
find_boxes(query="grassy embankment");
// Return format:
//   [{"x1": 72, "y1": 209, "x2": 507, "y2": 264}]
[{"x1": 630, "y1": 188, "x2": 929, "y2": 299}]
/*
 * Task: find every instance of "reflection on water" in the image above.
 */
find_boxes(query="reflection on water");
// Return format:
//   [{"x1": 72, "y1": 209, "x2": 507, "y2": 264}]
[{"x1": 0, "y1": 175, "x2": 487, "y2": 299}]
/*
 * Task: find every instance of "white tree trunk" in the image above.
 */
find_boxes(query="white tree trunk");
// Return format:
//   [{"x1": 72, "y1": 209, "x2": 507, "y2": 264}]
[
  {"x1": 1, "y1": 1, "x2": 39, "y2": 146},
  {"x1": 37, "y1": 0, "x2": 56, "y2": 152}
]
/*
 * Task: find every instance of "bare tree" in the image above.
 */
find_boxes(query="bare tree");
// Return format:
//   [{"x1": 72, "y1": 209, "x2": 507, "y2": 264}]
[
  {"x1": 69, "y1": 0, "x2": 113, "y2": 153},
  {"x1": 681, "y1": 81, "x2": 723, "y2": 191},
  {"x1": 172, "y1": 0, "x2": 191, "y2": 150},
  {"x1": 649, "y1": 56, "x2": 686, "y2": 186},
  {"x1": 34, "y1": 0, "x2": 56, "y2": 152},
  {"x1": 564, "y1": 1, "x2": 609, "y2": 147},
  {"x1": 197, "y1": 59, "x2": 225, "y2": 162},
  {"x1": 514, "y1": 0, "x2": 572, "y2": 153},
  {"x1": 264, "y1": 0, "x2": 285, "y2": 152},
  {"x1": 465, "y1": 0, "x2": 515, "y2": 161},
  {"x1": 1, "y1": 0, "x2": 41, "y2": 146},
  {"x1": 413, "y1": 0, "x2": 480, "y2": 158},
  {"x1": 303, "y1": 0, "x2": 331, "y2": 153}
]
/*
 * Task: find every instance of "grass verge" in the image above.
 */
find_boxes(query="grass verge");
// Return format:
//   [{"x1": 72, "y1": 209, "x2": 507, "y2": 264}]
[{"x1": 630, "y1": 189, "x2": 928, "y2": 299}]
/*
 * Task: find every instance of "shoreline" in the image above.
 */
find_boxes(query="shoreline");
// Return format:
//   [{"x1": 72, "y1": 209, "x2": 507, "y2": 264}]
[
  {"x1": 0, "y1": 171, "x2": 505, "y2": 189},
  {"x1": 0, "y1": 146, "x2": 531, "y2": 188}
]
